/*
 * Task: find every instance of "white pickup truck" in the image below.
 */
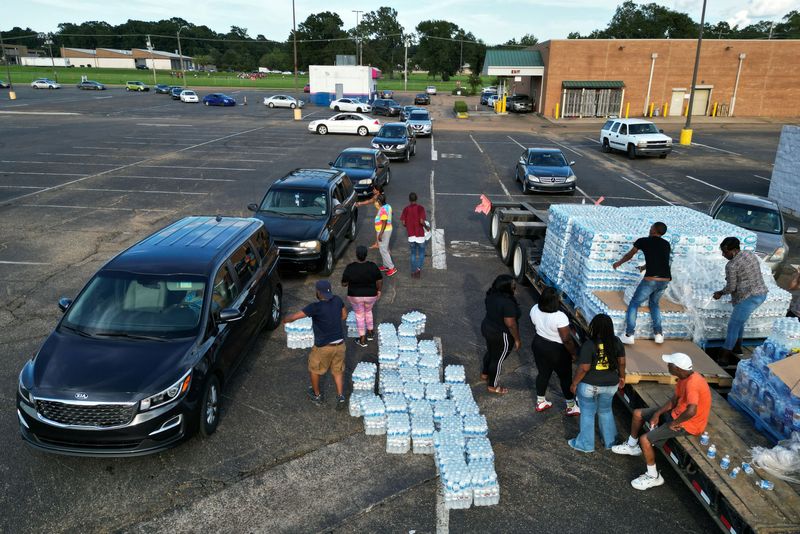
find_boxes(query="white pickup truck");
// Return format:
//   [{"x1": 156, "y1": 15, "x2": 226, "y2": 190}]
[{"x1": 599, "y1": 118, "x2": 672, "y2": 159}]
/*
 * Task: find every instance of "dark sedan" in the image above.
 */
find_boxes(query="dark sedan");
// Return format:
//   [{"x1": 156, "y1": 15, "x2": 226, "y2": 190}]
[
  {"x1": 514, "y1": 148, "x2": 577, "y2": 194},
  {"x1": 155, "y1": 84, "x2": 172, "y2": 94},
  {"x1": 414, "y1": 93, "x2": 430, "y2": 105},
  {"x1": 170, "y1": 87, "x2": 184, "y2": 99},
  {"x1": 330, "y1": 148, "x2": 391, "y2": 197},
  {"x1": 76, "y1": 80, "x2": 106, "y2": 90},
  {"x1": 371, "y1": 98, "x2": 402, "y2": 117},
  {"x1": 203, "y1": 93, "x2": 236, "y2": 106}
]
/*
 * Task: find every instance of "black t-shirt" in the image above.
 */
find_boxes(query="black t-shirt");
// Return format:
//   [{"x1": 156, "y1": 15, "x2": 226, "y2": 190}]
[
  {"x1": 635, "y1": 236, "x2": 672, "y2": 279},
  {"x1": 578, "y1": 338, "x2": 625, "y2": 386},
  {"x1": 342, "y1": 261, "x2": 383, "y2": 297},
  {"x1": 302, "y1": 296, "x2": 345, "y2": 346},
  {"x1": 482, "y1": 292, "x2": 520, "y2": 335}
]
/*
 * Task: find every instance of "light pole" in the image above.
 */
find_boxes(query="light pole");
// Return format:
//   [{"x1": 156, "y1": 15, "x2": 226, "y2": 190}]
[
  {"x1": 146, "y1": 35, "x2": 157, "y2": 86},
  {"x1": 292, "y1": 0, "x2": 300, "y2": 119},
  {"x1": 0, "y1": 29, "x2": 15, "y2": 100},
  {"x1": 177, "y1": 25, "x2": 189, "y2": 88},
  {"x1": 352, "y1": 10, "x2": 363, "y2": 65},
  {"x1": 680, "y1": 0, "x2": 707, "y2": 145},
  {"x1": 43, "y1": 33, "x2": 57, "y2": 82},
  {"x1": 404, "y1": 38, "x2": 409, "y2": 92}
]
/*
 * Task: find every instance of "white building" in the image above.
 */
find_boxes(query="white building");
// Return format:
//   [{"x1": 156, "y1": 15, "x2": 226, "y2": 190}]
[
  {"x1": 59, "y1": 47, "x2": 192, "y2": 70},
  {"x1": 308, "y1": 65, "x2": 381, "y2": 106}
]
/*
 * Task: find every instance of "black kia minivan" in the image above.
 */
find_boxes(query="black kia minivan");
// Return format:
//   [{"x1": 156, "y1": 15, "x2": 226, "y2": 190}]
[{"x1": 17, "y1": 216, "x2": 282, "y2": 456}]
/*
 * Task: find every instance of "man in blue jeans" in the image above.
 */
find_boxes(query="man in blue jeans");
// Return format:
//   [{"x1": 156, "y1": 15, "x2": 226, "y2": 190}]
[
  {"x1": 613, "y1": 222, "x2": 672, "y2": 345},
  {"x1": 713, "y1": 236, "x2": 768, "y2": 366}
]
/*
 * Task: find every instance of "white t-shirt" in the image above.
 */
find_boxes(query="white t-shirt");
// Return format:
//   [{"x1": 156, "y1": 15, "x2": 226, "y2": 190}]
[{"x1": 529, "y1": 305, "x2": 569, "y2": 344}]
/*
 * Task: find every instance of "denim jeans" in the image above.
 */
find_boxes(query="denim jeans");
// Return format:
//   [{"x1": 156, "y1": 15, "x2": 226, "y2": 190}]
[
  {"x1": 409, "y1": 240, "x2": 426, "y2": 272},
  {"x1": 724, "y1": 294, "x2": 767, "y2": 350},
  {"x1": 571, "y1": 382, "x2": 618, "y2": 452},
  {"x1": 625, "y1": 279, "x2": 670, "y2": 336}
]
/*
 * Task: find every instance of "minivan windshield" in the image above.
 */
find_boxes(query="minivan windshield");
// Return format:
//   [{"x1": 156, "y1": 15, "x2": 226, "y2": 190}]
[
  {"x1": 260, "y1": 188, "x2": 328, "y2": 216},
  {"x1": 377, "y1": 125, "x2": 407, "y2": 138},
  {"x1": 629, "y1": 123, "x2": 660, "y2": 135},
  {"x1": 62, "y1": 272, "x2": 207, "y2": 340},
  {"x1": 716, "y1": 202, "x2": 783, "y2": 234}
]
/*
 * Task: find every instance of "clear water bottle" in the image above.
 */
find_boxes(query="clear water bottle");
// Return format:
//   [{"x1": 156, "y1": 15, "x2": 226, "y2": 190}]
[
  {"x1": 757, "y1": 479, "x2": 775, "y2": 491},
  {"x1": 741, "y1": 462, "x2": 754, "y2": 475},
  {"x1": 720, "y1": 455, "x2": 730, "y2": 470},
  {"x1": 707, "y1": 444, "x2": 717, "y2": 459},
  {"x1": 700, "y1": 432, "x2": 709, "y2": 446},
  {"x1": 729, "y1": 467, "x2": 740, "y2": 479}
]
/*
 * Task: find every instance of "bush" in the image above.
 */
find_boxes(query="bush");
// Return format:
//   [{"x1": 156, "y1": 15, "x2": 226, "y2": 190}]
[
  {"x1": 453, "y1": 100, "x2": 468, "y2": 113},
  {"x1": 451, "y1": 88, "x2": 474, "y2": 96}
]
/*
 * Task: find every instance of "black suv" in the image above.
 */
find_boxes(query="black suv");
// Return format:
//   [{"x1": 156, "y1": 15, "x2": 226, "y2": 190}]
[
  {"x1": 248, "y1": 169, "x2": 358, "y2": 275},
  {"x1": 371, "y1": 123, "x2": 417, "y2": 162},
  {"x1": 17, "y1": 217, "x2": 282, "y2": 456},
  {"x1": 330, "y1": 148, "x2": 391, "y2": 198},
  {"x1": 371, "y1": 98, "x2": 402, "y2": 116}
]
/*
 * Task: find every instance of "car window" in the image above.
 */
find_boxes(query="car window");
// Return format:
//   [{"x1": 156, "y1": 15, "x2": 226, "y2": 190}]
[
  {"x1": 619, "y1": 124, "x2": 628, "y2": 135},
  {"x1": 602, "y1": 120, "x2": 614, "y2": 131},
  {"x1": 341, "y1": 175, "x2": 354, "y2": 197},
  {"x1": 333, "y1": 183, "x2": 346, "y2": 204},
  {"x1": 335, "y1": 153, "x2": 374, "y2": 169},
  {"x1": 409, "y1": 111, "x2": 429, "y2": 120},
  {"x1": 629, "y1": 123, "x2": 659, "y2": 135},
  {"x1": 715, "y1": 202, "x2": 783, "y2": 234},
  {"x1": 260, "y1": 188, "x2": 328, "y2": 217},
  {"x1": 212, "y1": 265, "x2": 239, "y2": 314},
  {"x1": 230, "y1": 242, "x2": 259, "y2": 289},
  {"x1": 611, "y1": 122, "x2": 621, "y2": 133},
  {"x1": 377, "y1": 125, "x2": 407, "y2": 138},
  {"x1": 253, "y1": 229, "x2": 270, "y2": 259}
]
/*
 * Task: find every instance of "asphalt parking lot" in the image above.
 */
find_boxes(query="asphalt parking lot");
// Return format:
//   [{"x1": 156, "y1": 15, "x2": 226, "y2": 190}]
[{"x1": 0, "y1": 85, "x2": 791, "y2": 533}]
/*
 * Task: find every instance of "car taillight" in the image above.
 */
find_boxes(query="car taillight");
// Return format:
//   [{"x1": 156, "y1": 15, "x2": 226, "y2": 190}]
[{"x1": 374, "y1": 120, "x2": 379, "y2": 125}]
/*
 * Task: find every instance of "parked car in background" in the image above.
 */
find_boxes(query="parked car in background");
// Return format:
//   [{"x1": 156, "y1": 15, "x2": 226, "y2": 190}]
[
  {"x1": 399, "y1": 105, "x2": 423, "y2": 121},
  {"x1": 180, "y1": 90, "x2": 199, "y2": 103},
  {"x1": 155, "y1": 84, "x2": 172, "y2": 94},
  {"x1": 248, "y1": 169, "x2": 358, "y2": 275},
  {"x1": 263, "y1": 95, "x2": 304, "y2": 109},
  {"x1": 203, "y1": 93, "x2": 236, "y2": 106},
  {"x1": 480, "y1": 90, "x2": 497, "y2": 105},
  {"x1": 507, "y1": 94, "x2": 534, "y2": 113},
  {"x1": 600, "y1": 118, "x2": 672, "y2": 159},
  {"x1": 371, "y1": 99, "x2": 401, "y2": 117},
  {"x1": 482, "y1": 85, "x2": 498, "y2": 93},
  {"x1": 486, "y1": 94, "x2": 500, "y2": 107},
  {"x1": 414, "y1": 93, "x2": 430, "y2": 105},
  {"x1": 16, "y1": 216, "x2": 283, "y2": 456},
  {"x1": 378, "y1": 89, "x2": 394, "y2": 99},
  {"x1": 330, "y1": 148, "x2": 391, "y2": 197},
  {"x1": 76, "y1": 80, "x2": 106, "y2": 90},
  {"x1": 371, "y1": 122, "x2": 417, "y2": 162},
  {"x1": 710, "y1": 192, "x2": 797, "y2": 273},
  {"x1": 126, "y1": 81, "x2": 149, "y2": 92},
  {"x1": 426, "y1": 86, "x2": 437, "y2": 95},
  {"x1": 135, "y1": 64, "x2": 149, "y2": 70},
  {"x1": 0, "y1": 80, "x2": 10, "y2": 88},
  {"x1": 406, "y1": 109, "x2": 433, "y2": 137},
  {"x1": 308, "y1": 113, "x2": 381, "y2": 136},
  {"x1": 170, "y1": 87, "x2": 184, "y2": 99},
  {"x1": 514, "y1": 148, "x2": 577, "y2": 194},
  {"x1": 303, "y1": 84, "x2": 310, "y2": 93},
  {"x1": 329, "y1": 98, "x2": 371, "y2": 113},
  {"x1": 31, "y1": 78, "x2": 60, "y2": 89}
]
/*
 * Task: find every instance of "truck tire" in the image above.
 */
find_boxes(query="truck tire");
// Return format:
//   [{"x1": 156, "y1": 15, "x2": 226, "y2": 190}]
[
  {"x1": 602, "y1": 139, "x2": 611, "y2": 153},
  {"x1": 489, "y1": 209, "x2": 505, "y2": 247},
  {"x1": 627, "y1": 144, "x2": 637, "y2": 160},
  {"x1": 499, "y1": 225, "x2": 518, "y2": 265},
  {"x1": 512, "y1": 239, "x2": 533, "y2": 286}
]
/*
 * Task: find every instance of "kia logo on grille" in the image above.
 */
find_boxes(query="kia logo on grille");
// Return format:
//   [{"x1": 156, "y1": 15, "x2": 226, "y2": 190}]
[{"x1": 74, "y1": 392, "x2": 88, "y2": 400}]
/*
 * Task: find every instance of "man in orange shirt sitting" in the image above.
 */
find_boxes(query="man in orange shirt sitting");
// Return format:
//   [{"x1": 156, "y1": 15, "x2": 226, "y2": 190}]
[{"x1": 612, "y1": 352, "x2": 711, "y2": 490}]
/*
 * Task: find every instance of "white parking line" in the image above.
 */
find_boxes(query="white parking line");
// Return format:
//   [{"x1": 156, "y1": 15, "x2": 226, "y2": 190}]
[
  {"x1": 0, "y1": 171, "x2": 89, "y2": 177},
  {"x1": 138, "y1": 165, "x2": 256, "y2": 171},
  {"x1": 0, "y1": 260, "x2": 51, "y2": 265},
  {"x1": 469, "y1": 134, "x2": 484, "y2": 153},
  {"x1": 619, "y1": 175, "x2": 674, "y2": 205},
  {"x1": 545, "y1": 137, "x2": 585, "y2": 157},
  {"x1": 136, "y1": 123, "x2": 194, "y2": 127},
  {"x1": 0, "y1": 185, "x2": 46, "y2": 189},
  {"x1": 36, "y1": 153, "x2": 142, "y2": 158},
  {"x1": 1, "y1": 160, "x2": 118, "y2": 166},
  {"x1": 0, "y1": 111, "x2": 80, "y2": 116},
  {"x1": 429, "y1": 169, "x2": 446, "y2": 270},
  {"x1": 20, "y1": 203, "x2": 171, "y2": 212},
  {"x1": 113, "y1": 175, "x2": 236, "y2": 182},
  {"x1": 507, "y1": 135, "x2": 525, "y2": 149},
  {"x1": 583, "y1": 137, "x2": 600, "y2": 144},
  {"x1": 753, "y1": 174, "x2": 771, "y2": 182},
  {"x1": 71, "y1": 188, "x2": 208, "y2": 195},
  {"x1": 431, "y1": 134, "x2": 438, "y2": 161},
  {"x1": 685, "y1": 175, "x2": 726, "y2": 192},
  {"x1": 691, "y1": 142, "x2": 741, "y2": 156}
]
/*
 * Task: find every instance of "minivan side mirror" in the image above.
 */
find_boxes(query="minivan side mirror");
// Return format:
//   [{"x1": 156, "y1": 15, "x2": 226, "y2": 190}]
[
  {"x1": 786, "y1": 227, "x2": 799, "y2": 234},
  {"x1": 519, "y1": 158, "x2": 526, "y2": 164},
  {"x1": 219, "y1": 308, "x2": 243, "y2": 322},
  {"x1": 247, "y1": 203, "x2": 259, "y2": 212},
  {"x1": 328, "y1": 161, "x2": 334, "y2": 166},
  {"x1": 58, "y1": 297, "x2": 72, "y2": 312}
]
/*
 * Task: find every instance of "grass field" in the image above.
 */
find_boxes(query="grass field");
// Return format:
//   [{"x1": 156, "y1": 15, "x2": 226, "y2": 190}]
[{"x1": 2, "y1": 66, "x2": 478, "y2": 92}]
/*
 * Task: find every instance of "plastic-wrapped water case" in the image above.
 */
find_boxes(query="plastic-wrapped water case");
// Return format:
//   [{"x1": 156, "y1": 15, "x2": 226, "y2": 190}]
[
  {"x1": 383, "y1": 393, "x2": 408, "y2": 414},
  {"x1": 352, "y1": 361, "x2": 377, "y2": 392},
  {"x1": 463, "y1": 415, "x2": 489, "y2": 437},
  {"x1": 425, "y1": 383, "x2": 448, "y2": 402},
  {"x1": 444, "y1": 365, "x2": 466, "y2": 384},
  {"x1": 434, "y1": 399, "x2": 457, "y2": 425},
  {"x1": 471, "y1": 465, "x2": 500, "y2": 506},
  {"x1": 403, "y1": 381, "x2": 426, "y2": 402},
  {"x1": 401, "y1": 311, "x2": 427, "y2": 335},
  {"x1": 349, "y1": 391, "x2": 371, "y2": 417},
  {"x1": 412, "y1": 413, "x2": 436, "y2": 454},
  {"x1": 362, "y1": 396, "x2": 386, "y2": 435},
  {"x1": 346, "y1": 311, "x2": 359, "y2": 338},
  {"x1": 386, "y1": 412, "x2": 411, "y2": 454},
  {"x1": 285, "y1": 317, "x2": 314, "y2": 349},
  {"x1": 466, "y1": 437, "x2": 495, "y2": 463},
  {"x1": 418, "y1": 367, "x2": 440, "y2": 384},
  {"x1": 399, "y1": 366, "x2": 420, "y2": 384}
]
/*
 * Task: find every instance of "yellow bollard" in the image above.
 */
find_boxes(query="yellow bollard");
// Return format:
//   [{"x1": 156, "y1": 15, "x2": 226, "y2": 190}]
[
  {"x1": 555, "y1": 102, "x2": 560, "y2": 120},
  {"x1": 9, "y1": 91, "x2": 16, "y2": 100},
  {"x1": 711, "y1": 102, "x2": 718, "y2": 117},
  {"x1": 684, "y1": 104, "x2": 689, "y2": 117},
  {"x1": 679, "y1": 129, "x2": 693, "y2": 146},
  {"x1": 293, "y1": 108, "x2": 302, "y2": 120},
  {"x1": 663, "y1": 103, "x2": 668, "y2": 117},
  {"x1": 624, "y1": 102, "x2": 630, "y2": 118},
  {"x1": 648, "y1": 102, "x2": 654, "y2": 117}
]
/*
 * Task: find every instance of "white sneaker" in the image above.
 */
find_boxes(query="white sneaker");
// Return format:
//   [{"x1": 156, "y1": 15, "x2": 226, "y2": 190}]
[
  {"x1": 631, "y1": 472, "x2": 665, "y2": 490},
  {"x1": 566, "y1": 404, "x2": 581, "y2": 417},
  {"x1": 535, "y1": 400, "x2": 553, "y2": 412},
  {"x1": 611, "y1": 442, "x2": 642, "y2": 456},
  {"x1": 620, "y1": 334, "x2": 635, "y2": 345},
  {"x1": 654, "y1": 334, "x2": 664, "y2": 344}
]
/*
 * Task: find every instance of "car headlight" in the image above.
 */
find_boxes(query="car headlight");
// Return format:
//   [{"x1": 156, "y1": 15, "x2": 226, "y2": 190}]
[
  {"x1": 666, "y1": 139, "x2": 673, "y2": 145},
  {"x1": 140, "y1": 370, "x2": 192, "y2": 411},
  {"x1": 358, "y1": 178, "x2": 374, "y2": 185},
  {"x1": 18, "y1": 371, "x2": 34, "y2": 405},
  {"x1": 396, "y1": 144, "x2": 406, "y2": 149},
  {"x1": 299, "y1": 240, "x2": 321, "y2": 252},
  {"x1": 371, "y1": 143, "x2": 379, "y2": 148},
  {"x1": 769, "y1": 247, "x2": 786, "y2": 262},
  {"x1": 637, "y1": 141, "x2": 648, "y2": 147},
  {"x1": 566, "y1": 175, "x2": 577, "y2": 183},
  {"x1": 527, "y1": 174, "x2": 540, "y2": 183}
]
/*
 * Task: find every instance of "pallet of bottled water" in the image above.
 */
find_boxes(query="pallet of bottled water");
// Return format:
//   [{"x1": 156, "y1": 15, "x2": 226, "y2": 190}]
[
  {"x1": 349, "y1": 391, "x2": 371, "y2": 417},
  {"x1": 386, "y1": 412, "x2": 411, "y2": 453},
  {"x1": 285, "y1": 317, "x2": 314, "y2": 349},
  {"x1": 352, "y1": 362, "x2": 377, "y2": 392},
  {"x1": 401, "y1": 311, "x2": 427, "y2": 335},
  {"x1": 470, "y1": 462, "x2": 500, "y2": 506},
  {"x1": 379, "y1": 370, "x2": 404, "y2": 396},
  {"x1": 346, "y1": 311, "x2": 359, "y2": 338}
]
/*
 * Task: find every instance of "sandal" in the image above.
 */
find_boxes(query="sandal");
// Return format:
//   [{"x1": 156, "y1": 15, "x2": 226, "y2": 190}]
[
  {"x1": 487, "y1": 386, "x2": 509, "y2": 395},
  {"x1": 479, "y1": 373, "x2": 489, "y2": 381}
]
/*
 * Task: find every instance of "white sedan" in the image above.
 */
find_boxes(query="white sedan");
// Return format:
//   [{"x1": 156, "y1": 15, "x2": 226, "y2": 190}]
[
  {"x1": 180, "y1": 90, "x2": 199, "y2": 103},
  {"x1": 31, "y1": 78, "x2": 61, "y2": 89},
  {"x1": 264, "y1": 95, "x2": 304, "y2": 109},
  {"x1": 329, "y1": 98, "x2": 372, "y2": 113},
  {"x1": 426, "y1": 85, "x2": 437, "y2": 95},
  {"x1": 308, "y1": 113, "x2": 381, "y2": 136}
]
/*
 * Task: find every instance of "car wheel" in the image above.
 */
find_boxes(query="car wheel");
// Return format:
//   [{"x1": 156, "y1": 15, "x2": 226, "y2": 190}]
[
  {"x1": 290, "y1": 103, "x2": 296, "y2": 109},
  {"x1": 357, "y1": 126, "x2": 368, "y2": 136},
  {"x1": 385, "y1": 170, "x2": 391, "y2": 185},
  {"x1": 320, "y1": 242, "x2": 335, "y2": 276},
  {"x1": 627, "y1": 144, "x2": 637, "y2": 160},
  {"x1": 602, "y1": 139, "x2": 611, "y2": 153},
  {"x1": 499, "y1": 225, "x2": 518, "y2": 265},
  {"x1": 204, "y1": 101, "x2": 209, "y2": 106},
  {"x1": 265, "y1": 285, "x2": 283, "y2": 331},
  {"x1": 334, "y1": 105, "x2": 340, "y2": 111},
  {"x1": 268, "y1": 102, "x2": 275, "y2": 108},
  {"x1": 356, "y1": 107, "x2": 362, "y2": 113},
  {"x1": 412, "y1": 144, "x2": 416, "y2": 156},
  {"x1": 317, "y1": 124, "x2": 328, "y2": 135},
  {"x1": 198, "y1": 374, "x2": 221, "y2": 437},
  {"x1": 404, "y1": 149, "x2": 410, "y2": 162},
  {"x1": 659, "y1": 153, "x2": 668, "y2": 159},
  {"x1": 347, "y1": 217, "x2": 357, "y2": 241},
  {"x1": 126, "y1": 87, "x2": 130, "y2": 91}
]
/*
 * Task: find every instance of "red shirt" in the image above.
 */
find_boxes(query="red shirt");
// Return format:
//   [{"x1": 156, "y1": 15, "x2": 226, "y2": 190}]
[{"x1": 400, "y1": 203, "x2": 427, "y2": 238}]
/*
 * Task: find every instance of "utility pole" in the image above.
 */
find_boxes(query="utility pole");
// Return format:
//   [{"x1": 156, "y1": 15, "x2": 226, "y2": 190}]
[
  {"x1": 146, "y1": 35, "x2": 157, "y2": 85},
  {"x1": 177, "y1": 25, "x2": 189, "y2": 88},
  {"x1": 42, "y1": 33, "x2": 57, "y2": 82},
  {"x1": 352, "y1": 10, "x2": 363, "y2": 65},
  {"x1": 680, "y1": 0, "x2": 707, "y2": 145},
  {"x1": 292, "y1": 0, "x2": 300, "y2": 119},
  {"x1": 0, "y1": 29, "x2": 15, "y2": 100},
  {"x1": 404, "y1": 38, "x2": 409, "y2": 91},
  {"x1": 768, "y1": 22, "x2": 774, "y2": 39},
  {"x1": 459, "y1": 38, "x2": 463, "y2": 74}
]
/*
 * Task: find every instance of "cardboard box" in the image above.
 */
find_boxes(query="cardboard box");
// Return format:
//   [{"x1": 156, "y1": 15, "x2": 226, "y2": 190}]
[{"x1": 768, "y1": 352, "x2": 800, "y2": 396}]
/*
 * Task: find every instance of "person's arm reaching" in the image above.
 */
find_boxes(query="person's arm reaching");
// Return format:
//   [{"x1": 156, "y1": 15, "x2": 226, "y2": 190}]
[
  {"x1": 504, "y1": 317, "x2": 521, "y2": 351},
  {"x1": 613, "y1": 246, "x2": 639, "y2": 270},
  {"x1": 282, "y1": 311, "x2": 307, "y2": 324},
  {"x1": 714, "y1": 261, "x2": 736, "y2": 300}
]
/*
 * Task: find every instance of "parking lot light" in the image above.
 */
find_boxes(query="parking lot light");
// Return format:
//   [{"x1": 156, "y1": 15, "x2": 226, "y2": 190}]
[
  {"x1": 0, "y1": 29, "x2": 15, "y2": 100},
  {"x1": 177, "y1": 25, "x2": 189, "y2": 88},
  {"x1": 681, "y1": 0, "x2": 708, "y2": 145}
]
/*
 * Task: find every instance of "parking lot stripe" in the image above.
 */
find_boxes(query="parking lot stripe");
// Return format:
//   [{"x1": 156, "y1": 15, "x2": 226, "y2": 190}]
[
  {"x1": 753, "y1": 174, "x2": 771, "y2": 182},
  {"x1": 469, "y1": 134, "x2": 484, "y2": 153},
  {"x1": 138, "y1": 165, "x2": 256, "y2": 171},
  {"x1": 0, "y1": 185, "x2": 46, "y2": 189},
  {"x1": 545, "y1": 137, "x2": 585, "y2": 158},
  {"x1": 112, "y1": 175, "x2": 236, "y2": 182},
  {"x1": 583, "y1": 137, "x2": 600, "y2": 144},
  {"x1": 0, "y1": 111, "x2": 80, "y2": 116},
  {"x1": 71, "y1": 188, "x2": 208, "y2": 195},
  {"x1": 36, "y1": 153, "x2": 142, "y2": 158},
  {"x1": 431, "y1": 134, "x2": 438, "y2": 161},
  {"x1": 619, "y1": 175, "x2": 674, "y2": 205},
  {"x1": 685, "y1": 174, "x2": 726, "y2": 192},
  {"x1": 0, "y1": 171, "x2": 89, "y2": 176},
  {"x1": 20, "y1": 203, "x2": 172, "y2": 212},
  {"x1": 691, "y1": 142, "x2": 741, "y2": 156},
  {"x1": 429, "y1": 169, "x2": 446, "y2": 270},
  {"x1": 0, "y1": 260, "x2": 50, "y2": 265},
  {"x1": 136, "y1": 123, "x2": 194, "y2": 127},
  {"x1": 1, "y1": 160, "x2": 118, "y2": 166},
  {"x1": 507, "y1": 135, "x2": 525, "y2": 149}
]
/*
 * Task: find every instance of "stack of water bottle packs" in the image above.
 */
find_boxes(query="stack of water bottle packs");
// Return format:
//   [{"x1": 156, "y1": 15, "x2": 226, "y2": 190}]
[
  {"x1": 284, "y1": 317, "x2": 314, "y2": 349},
  {"x1": 539, "y1": 204, "x2": 791, "y2": 341},
  {"x1": 730, "y1": 317, "x2": 800, "y2": 440},
  {"x1": 349, "y1": 312, "x2": 500, "y2": 508},
  {"x1": 346, "y1": 311, "x2": 359, "y2": 338}
]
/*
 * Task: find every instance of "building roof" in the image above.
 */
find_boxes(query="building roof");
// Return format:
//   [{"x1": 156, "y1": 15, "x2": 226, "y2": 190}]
[
  {"x1": 99, "y1": 48, "x2": 133, "y2": 56},
  {"x1": 63, "y1": 47, "x2": 96, "y2": 56},
  {"x1": 562, "y1": 80, "x2": 625, "y2": 89},
  {"x1": 481, "y1": 49, "x2": 544, "y2": 76}
]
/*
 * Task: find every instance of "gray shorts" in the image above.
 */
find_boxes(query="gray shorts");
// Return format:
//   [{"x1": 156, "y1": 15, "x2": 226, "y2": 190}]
[{"x1": 640, "y1": 407, "x2": 687, "y2": 446}]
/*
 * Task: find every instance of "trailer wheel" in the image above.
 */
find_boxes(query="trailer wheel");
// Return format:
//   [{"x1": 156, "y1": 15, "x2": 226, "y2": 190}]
[
  {"x1": 512, "y1": 239, "x2": 532, "y2": 285},
  {"x1": 489, "y1": 209, "x2": 505, "y2": 247},
  {"x1": 499, "y1": 225, "x2": 518, "y2": 265}
]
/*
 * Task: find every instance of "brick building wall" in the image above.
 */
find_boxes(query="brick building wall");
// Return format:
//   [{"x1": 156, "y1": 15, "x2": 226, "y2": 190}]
[{"x1": 532, "y1": 39, "x2": 800, "y2": 118}]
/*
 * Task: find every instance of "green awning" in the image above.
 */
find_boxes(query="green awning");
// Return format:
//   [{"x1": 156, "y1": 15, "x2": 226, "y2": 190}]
[
  {"x1": 482, "y1": 49, "x2": 544, "y2": 75},
  {"x1": 562, "y1": 80, "x2": 625, "y2": 89}
]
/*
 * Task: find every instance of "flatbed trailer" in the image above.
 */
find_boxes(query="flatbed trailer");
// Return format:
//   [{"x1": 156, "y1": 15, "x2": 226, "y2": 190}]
[{"x1": 487, "y1": 201, "x2": 800, "y2": 533}]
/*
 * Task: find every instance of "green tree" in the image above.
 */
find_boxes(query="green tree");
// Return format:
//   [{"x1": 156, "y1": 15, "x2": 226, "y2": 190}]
[
  {"x1": 355, "y1": 7, "x2": 405, "y2": 75},
  {"x1": 503, "y1": 33, "x2": 538, "y2": 46},
  {"x1": 414, "y1": 20, "x2": 462, "y2": 81},
  {"x1": 468, "y1": 72, "x2": 482, "y2": 93},
  {"x1": 293, "y1": 11, "x2": 351, "y2": 69}
]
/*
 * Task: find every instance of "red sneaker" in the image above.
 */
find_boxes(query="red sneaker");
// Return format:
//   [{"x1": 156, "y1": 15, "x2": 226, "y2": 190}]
[
  {"x1": 386, "y1": 268, "x2": 398, "y2": 277},
  {"x1": 378, "y1": 265, "x2": 389, "y2": 272}
]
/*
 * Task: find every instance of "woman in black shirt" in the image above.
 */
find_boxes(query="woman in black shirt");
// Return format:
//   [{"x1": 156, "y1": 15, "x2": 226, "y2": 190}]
[
  {"x1": 480, "y1": 274, "x2": 521, "y2": 395},
  {"x1": 568, "y1": 313, "x2": 626, "y2": 453},
  {"x1": 341, "y1": 245, "x2": 383, "y2": 347}
]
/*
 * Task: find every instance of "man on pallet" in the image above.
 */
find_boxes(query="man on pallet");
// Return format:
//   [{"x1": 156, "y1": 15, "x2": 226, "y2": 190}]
[{"x1": 612, "y1": 352, "x2": 711, "y2": 490}]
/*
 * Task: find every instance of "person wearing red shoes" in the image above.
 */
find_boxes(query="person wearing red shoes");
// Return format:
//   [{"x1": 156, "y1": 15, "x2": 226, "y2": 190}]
[
  {"x1": 371, "y1": 193, "x2": 397, "y2": 277},
  {"x1": 529, "y1": 287, "x2": 579, "y2": 415},
  {"x1": 400, "y1": 192, "x2": 428, "y2": 278}
]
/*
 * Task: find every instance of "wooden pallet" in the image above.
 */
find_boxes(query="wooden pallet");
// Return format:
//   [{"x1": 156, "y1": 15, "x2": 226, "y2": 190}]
[{"x1": 625, "y1": 371, "x2": 732, "y2": 387}]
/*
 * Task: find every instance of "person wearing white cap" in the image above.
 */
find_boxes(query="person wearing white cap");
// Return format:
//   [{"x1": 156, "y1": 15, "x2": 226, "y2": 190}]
[{"x1": 612, "y1": 352, "x2": 711, "y2": 490}]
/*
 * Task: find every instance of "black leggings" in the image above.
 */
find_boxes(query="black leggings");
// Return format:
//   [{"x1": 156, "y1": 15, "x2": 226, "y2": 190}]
[
  {"x1": 482, "y1": 325, "x2": 512, "y2": 388},
  {"x1": 532, "y1": 335, "x2": 574, "y2": 400}
]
